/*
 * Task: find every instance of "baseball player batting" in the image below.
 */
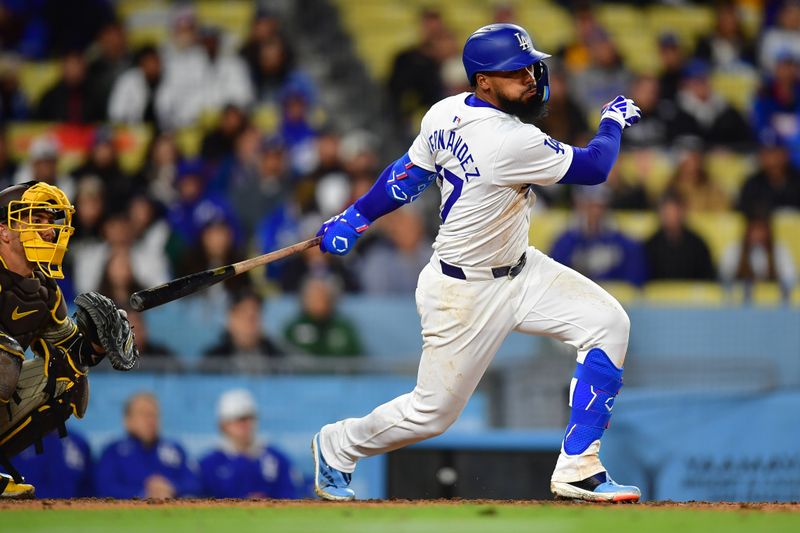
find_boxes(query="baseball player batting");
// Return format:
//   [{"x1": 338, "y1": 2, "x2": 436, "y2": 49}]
[{"x1": 311, "y1": 24, "x2": 642, "y2": 503}]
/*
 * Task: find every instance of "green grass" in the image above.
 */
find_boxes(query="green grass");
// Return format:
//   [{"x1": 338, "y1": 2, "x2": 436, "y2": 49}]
[{"x1": 4, "y1": 503, "x2": 800, "y2": 533}]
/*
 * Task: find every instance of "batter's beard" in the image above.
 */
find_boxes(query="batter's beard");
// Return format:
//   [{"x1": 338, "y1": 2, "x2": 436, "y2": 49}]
[{"x1": 496, "y1": 93, "x2": 548, "y2": 123}]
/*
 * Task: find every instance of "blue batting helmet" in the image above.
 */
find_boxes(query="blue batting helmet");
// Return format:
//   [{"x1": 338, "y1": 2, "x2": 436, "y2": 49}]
[{"x1": 462, "y1": 24, "x2": 552, "y2": 101}]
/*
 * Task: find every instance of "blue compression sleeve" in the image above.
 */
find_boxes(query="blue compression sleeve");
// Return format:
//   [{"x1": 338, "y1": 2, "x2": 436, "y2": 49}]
[
  {"x1": 559, "y1": 120, "x2": 623, "y2": 185},
  {"x1": 353, "y1": 163, "x2": 400, "y2": 222},
  {"x1": 354, "y1": 153, "x2": 437, "y2": 222}
]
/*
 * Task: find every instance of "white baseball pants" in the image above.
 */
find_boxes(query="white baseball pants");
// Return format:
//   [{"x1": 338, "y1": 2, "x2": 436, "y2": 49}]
[{"x1": 319, "y1": 246, "x2": 630, "y2": 483}]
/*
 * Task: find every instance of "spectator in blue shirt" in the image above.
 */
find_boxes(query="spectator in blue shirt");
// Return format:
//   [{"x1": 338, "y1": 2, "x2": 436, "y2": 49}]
[
  {"x1": 9, "y1": 427, "x2": 93, "y2": 498},
  {"x1": 199, "y1": 389, "x2": 298, "y2": 499},
  {"x1": 94, "y1": 392, "x2": 200, "y2": 499},
  {"x1": 551, "y1": 185, "x2": 647, "y2": 286}
]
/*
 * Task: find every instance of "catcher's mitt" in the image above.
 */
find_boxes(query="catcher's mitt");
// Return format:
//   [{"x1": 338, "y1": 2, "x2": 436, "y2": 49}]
[{"x1": 73, "y1": 292, "x2": 138, "y2": 371}]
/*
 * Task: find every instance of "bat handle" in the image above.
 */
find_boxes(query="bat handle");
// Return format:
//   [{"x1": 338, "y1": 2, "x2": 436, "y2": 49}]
[{"x1": 129, "y1": 292, "x2": 147, "y2": 312}]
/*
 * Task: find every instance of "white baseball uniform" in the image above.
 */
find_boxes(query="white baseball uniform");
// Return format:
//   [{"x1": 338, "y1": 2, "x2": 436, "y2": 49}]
[{"x1": 319, "y1": 93, "x2": 630, "y2": 484}]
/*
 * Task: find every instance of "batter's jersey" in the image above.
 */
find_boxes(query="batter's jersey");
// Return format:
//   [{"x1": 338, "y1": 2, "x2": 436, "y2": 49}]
[{"x1": 407, "y1": 92, "x2": 574, "y2": 267}]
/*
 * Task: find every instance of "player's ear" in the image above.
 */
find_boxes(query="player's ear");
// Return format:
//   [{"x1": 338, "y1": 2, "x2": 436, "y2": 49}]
[{"x1": 475, "y1": 73, "x2": 491, "y2": 92}]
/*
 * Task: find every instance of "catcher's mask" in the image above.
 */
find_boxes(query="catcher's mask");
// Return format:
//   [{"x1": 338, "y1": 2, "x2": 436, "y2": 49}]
[{"x1": 0, "y1": 181, "x2": 75, "y2": 279}]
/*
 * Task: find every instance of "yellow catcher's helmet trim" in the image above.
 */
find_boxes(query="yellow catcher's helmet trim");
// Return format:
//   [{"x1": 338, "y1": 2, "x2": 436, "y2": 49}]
[{"x1": 6, "y1": 182, "x2": 75, "y2": 279}]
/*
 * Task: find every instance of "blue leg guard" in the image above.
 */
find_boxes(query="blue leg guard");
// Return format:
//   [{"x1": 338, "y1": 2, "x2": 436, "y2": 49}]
[{"x1": 563, "y1": 348, "x2": 623, "y2": 455}]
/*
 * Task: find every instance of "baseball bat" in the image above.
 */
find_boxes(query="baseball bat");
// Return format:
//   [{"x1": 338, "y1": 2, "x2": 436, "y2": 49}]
[{"x1": 129, "y1": 236, "x2": 322, "y2": 312}]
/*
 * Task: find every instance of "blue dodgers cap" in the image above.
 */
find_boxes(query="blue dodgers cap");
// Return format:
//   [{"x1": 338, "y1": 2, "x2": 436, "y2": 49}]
[
  {"x1": 682, "y1": 58, "x2": 711, "y2": 80},
  {"x1": 462, "y1": 23, "x2": 550, "y2": 83},
  {"x1": 658, "y1": 32, "x2": 680, "y2": 48},
  {"x1": 176, "y1": 159, "x2": 204, "y2": 181}
]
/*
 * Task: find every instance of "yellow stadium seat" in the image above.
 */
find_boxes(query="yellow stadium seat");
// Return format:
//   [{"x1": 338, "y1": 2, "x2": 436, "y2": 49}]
[
  {"x1": 529, "y1": 208, "x2": 570, "y2": 254},
  {"x1": 5, "y1": 122, "x2": 82, "y2": 173},
  {"x1": 751, "y1": 282, "x2": 785, "y2": 307},
  {"x1": 18, "y1": 61, "x2": 60, "y2": 107},
  {"x1": 646, "y1": 5, "x2": 715, "y2": 49},
  {"x1": 114, "y1": 124, "x2": 153, "y2": 175},
  {"x1": 127, "y1": 24, "x2": 168, "y2": 48},
  {"x1": 686, "y1": 211, "x2": 745, "y2": 265},
  {"x1": 616, "y1": 149, "x2": 675, "y2": 203},
  {"x1": 253, "y1": 104, "x2": 280, "y2": 135},
  {"x1": 711, "y1": 70, "x2": 760, "y2": 114},
  {"x1": 439, "y1": 4, "x2": 491, "y2": 41},
  {"x1": 793, "y1": 286, "x2": 800, "y2": 307},
  {"x1": 774, "y1": 211, "x2": 800, "y2": 269},
  {"x1": 613, "y1": 210, "x2": 658, "y2": 241},
  {"x1": 598, "y1": 281, "x2": 641, "y2": 306},
  {"x1": 727, "y1": 281, "x2": 795, "y2": 307},
  {"x1": 704, "y1": 151, "x2": 755, "y2": 203},
  {"x1": 116, "y1": 0, "x2": 168, "y2": 20},
  {"x1": 595, "y1": 4, "x2": 644, "y2": 35},
  {"x1": 516, "y1": 5, "x2": 575, "y2": 52},
  {"x1": 176, "y1": 126, "x2": 203, "y2": 158},
  {"x1": 737, "y1": 1, "x2": 763, "y2": 40},
  {"x1": 612, "y1": 32, "x2": 660, "y2": 75},
  {"x1": 196, "y1": 0, "x2": 254, "y2": 45},
  {"x1": 642, "y1": 281, "x2": 726, "y2": 307},
  {"x1": 6, "y1": 122, "x2": 49, "y2": 162}
]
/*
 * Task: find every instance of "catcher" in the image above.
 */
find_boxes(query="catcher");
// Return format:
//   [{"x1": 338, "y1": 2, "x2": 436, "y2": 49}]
[{"x1": 0, "y1": 181, "x2": 138, "y2": 498}]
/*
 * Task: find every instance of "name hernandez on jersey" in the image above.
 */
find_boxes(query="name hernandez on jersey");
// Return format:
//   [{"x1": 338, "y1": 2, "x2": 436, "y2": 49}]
[{"x1": 407, "y1": 93, "x2": 574, "y2": 268}]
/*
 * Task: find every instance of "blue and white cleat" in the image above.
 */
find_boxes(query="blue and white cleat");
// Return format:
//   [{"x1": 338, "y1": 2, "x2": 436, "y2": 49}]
[
  {"x1": 311, "y1": 433, "x2": 356, "y2": 501},
  {"x1": 551, "y1": 472, "x2": 641, "y2": 503}
]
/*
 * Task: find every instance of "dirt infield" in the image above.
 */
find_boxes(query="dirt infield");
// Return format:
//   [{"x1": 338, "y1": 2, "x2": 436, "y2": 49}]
[{"x1": 2, "y1": 498, "x2": 799, "y2": 512}]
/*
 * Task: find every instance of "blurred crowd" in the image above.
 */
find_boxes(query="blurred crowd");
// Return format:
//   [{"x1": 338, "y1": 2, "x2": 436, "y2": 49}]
[
  {"x1": 9, "y1": 389, "x2": 305, "y2": 499},
  {"x1": 387, "y1": 1, "x2": 800, "y2": 295},
  {"x1": 0, "y1": 0, "x2": 796, "y2": 366}
]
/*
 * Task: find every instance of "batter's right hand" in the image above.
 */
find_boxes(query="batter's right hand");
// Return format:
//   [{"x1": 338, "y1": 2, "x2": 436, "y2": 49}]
[
  {"x1": 317, "y1": 205, "x2": 371, "y2": 256},
  {"x1": 600, "y1": 95, "x2": 641, "y2": 129}
]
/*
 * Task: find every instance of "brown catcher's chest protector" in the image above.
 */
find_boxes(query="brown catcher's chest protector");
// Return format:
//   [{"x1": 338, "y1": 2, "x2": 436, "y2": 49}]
[{"x1": 0, "y1": 261, "x2": 66, "y2": 351}]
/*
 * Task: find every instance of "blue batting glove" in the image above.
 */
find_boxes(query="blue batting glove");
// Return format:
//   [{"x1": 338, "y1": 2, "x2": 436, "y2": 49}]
[
  {"x1": 316, "y1": 205, "x2": 371, "y2": 255},
  {"x1": 600, "y1": 95, "x2": 641, "y2": 129}
]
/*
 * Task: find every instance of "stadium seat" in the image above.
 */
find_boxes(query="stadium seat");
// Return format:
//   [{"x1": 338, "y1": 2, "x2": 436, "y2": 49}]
[
  {"x1": 646, "y1": 4, "x2": 714, "y2": 50},
  {"x1": 774, "y1": 211, "x2": 800, "y2": 269},
  {"x1": 114, "y1": 124, "x2": 153, "y2": 175},
  {"x1": 126, "y1": 24, "x2": 168, "y2": 49},
  {"x1": 529, "y1": 208, "x2": 570, "y2": 254},
  {"x1": 253, "y1": 103, "x2": 280, "y2": 135},
  {"x1": 612, "y1": 31, "x2": 660, "y2": 75},
  {"x1": 710, "y1": 70, "x2": 760, "y2": 114},
  {"x1": 617, "y1": 149, "x2": 675, "y2": 203},
  {"x1": 705, "y1": 151, "x2": 755, "y2": 203},
  {"x1": 686, "y1": 211, "x2": 745, "y2": 265},
  {"x1": 751, "y1": 282, "x2": 786, "y2": 307},
  {"x1": 196, "y1": 0, "x2": 254, "y2": 46},
  {"x1": 598, "y1": 281, "x2": 640, "y2": 306},
  {"x1": 726, "y1": 281, "x2": 796, "y2": 307},
  {"x1": 6, "y1": 122, "x2": 88, "y2": 173},
  {"x1": 613, "y1": 210, "x2": 658, "y2": 241},
  {"x1": 439, "y1": 4, "x2": 491, "y2": 41},
  {"x1": 516, "y1": 4, "x2": 575, "y2": 52},
  {"x1": 642, "y1": 281, "x2": 726, "y2": 307},
  {"x1": 333, "y1": 0, "x2": 418, "y2": 80},
  {"x1": 175, "y1": 125, "x2": 204, "y2": 158},
  {"x1": 595, "y1": 4, "x2": 644, "y2": 36},
  {"x1": 116, "y1": 0, "x2": 168, "y2": 20},
  {"x1": 18, "y1": 61, "x2": 60, "y2": 107}
]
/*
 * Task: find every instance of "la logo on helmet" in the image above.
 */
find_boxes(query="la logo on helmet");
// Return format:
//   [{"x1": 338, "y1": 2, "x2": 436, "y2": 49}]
[{"x1": 514, "y1": 32, "x2": 531, "y2": 51}]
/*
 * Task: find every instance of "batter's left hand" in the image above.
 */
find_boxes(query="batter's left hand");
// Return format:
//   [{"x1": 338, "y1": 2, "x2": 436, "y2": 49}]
[
  {"x1": 600, "y1": 95, "x2": 641, "y2": 129},
  {"x1": 316, "y1": 205, "x2": 371, "y2": 256}
]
